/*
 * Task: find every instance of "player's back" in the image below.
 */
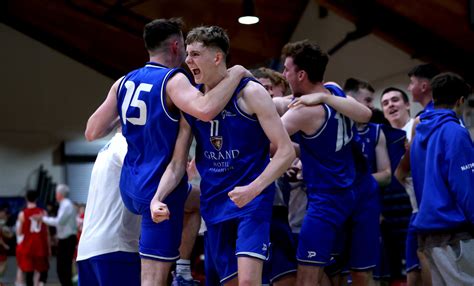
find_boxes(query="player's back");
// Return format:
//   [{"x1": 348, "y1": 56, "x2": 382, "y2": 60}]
[
  {"x1": 117, "y1": 62, "x2": 187, "y2": 204},
  {"x1": 184, "y1": 78, "x2": 274, "y2": 225},
  {"x1": 22, "y1": 207, "x2": 48, "y2": 257},
  {"x1": 77, "y1": 133, "x2": 141, "y2": 261},
  {"x1": 356, "y1": 123, "x2": 381, "y2": 174},
  {"x1": 295, "y1": 102, "x2": 356, "y2": 192}
]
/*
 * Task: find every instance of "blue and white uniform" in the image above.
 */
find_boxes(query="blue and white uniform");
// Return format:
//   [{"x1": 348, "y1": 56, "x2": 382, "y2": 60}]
[
  {"x1": 263, "y1": 178, "x2": 298, "y2": 285},
  {"x1": 346, "y1": 123, "x2": 381, "y2": 271},
  {"x1": 357, "y1": 123, "x2": 381, "y2": 173},
  {"x1": 293, "y1": 84, "x2": 357, "y2": 266},
  {"x1": 117, "y1": 62, "x2": 190, "y2": 261},
  {"x1": 77, "y1": 133, "x2": 141, "y2": 286},
  {"x1": 184, "y1": 78, "x2": 274, "y2": 283},
  {"x1": 376, "y1": 124, "x2": 412, "y2": 279}
]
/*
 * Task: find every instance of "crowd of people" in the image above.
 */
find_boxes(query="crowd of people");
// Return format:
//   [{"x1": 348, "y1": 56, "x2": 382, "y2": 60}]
[{"x1": 9, "y1": 17, "x2": 473, "y2": 286}]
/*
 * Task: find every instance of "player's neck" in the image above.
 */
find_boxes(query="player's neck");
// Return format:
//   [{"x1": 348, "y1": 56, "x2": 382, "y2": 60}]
[
  {"x1": 391, "y1": 115, "x2": 410, "y2": 129},
  {"x1": 26, "y1": 202, "x2": 37, "y2": 208},
  {"x1": 148, "y1": 54, "x2": 175, "y2": 68},
  {"x1": 421, "y1": 94, "x2": 433, "y2": 108},
  {"x1": 204, "y1": 66, "x2": 228, "y2": 92},
  {"x1": 301, "y1": 82, "x2": 327, "y2": 96}
]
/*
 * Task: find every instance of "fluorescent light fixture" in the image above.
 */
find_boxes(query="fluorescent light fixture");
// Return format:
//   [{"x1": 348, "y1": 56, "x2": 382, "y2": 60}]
[
  {"x1": 238, "y1": 15, "x2": 259, "y2": 25},
  {"x1": 238, "y1": 0, "x2": 259, "y2": 25}
]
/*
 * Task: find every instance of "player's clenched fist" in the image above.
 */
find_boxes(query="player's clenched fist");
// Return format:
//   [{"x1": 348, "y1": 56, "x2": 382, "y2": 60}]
[
  {"x1": 228, "y1": 186, "x2": 258, "y2": 208},
  {"x1": 150, "y1": 199, "x2": 170, "y2": 223}
]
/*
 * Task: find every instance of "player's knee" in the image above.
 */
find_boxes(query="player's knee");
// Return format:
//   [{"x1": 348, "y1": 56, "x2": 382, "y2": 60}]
[
  {"x1": 350, "y1": 270, "x2": 371, "y2": 284},
  {"x1": 238, "y1": 276, "x2": 259, "y2": 286}
]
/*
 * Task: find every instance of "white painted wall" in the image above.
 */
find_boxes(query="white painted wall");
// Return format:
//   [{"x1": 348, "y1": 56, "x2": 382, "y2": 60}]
[
  {"x1": 0, "y1": 23, "x2": 113, "y2": 196},
  {"x1": 290, "y1": 1, "x2": 424, "y2": 114},
  {"x1": 290, "y1": 1, "x2": 473, "y2": 132},
  {"x1": 0, "y1": 3, "x2": 472, "y2": 197}
]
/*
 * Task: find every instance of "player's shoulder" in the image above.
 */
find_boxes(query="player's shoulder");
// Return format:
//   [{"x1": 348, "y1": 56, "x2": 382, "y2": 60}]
[
  {"x1": 242, "y1": 79, "x2": 266, "y2": 94},
  {"x1": 284, "y1": 101, "x2": 325, "y2": 128},
  {"x1": 166, "y1": 70, "x2": 194, "y2": 91},
  {"x1": 240, "y1": 80, "x2": 272, "y2": 105}
]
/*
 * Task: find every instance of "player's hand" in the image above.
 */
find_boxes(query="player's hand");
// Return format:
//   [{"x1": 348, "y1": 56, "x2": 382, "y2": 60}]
[
  {"x1": 228, "y1": 186, "x2": 258, "y2": 208},
  {"x1": 288, "y1": 93, "x2": 328, "y2": 108},
  {"x1": 228, "y1": 65, "x2": 253, "y2": 79},
  {"x1": 150, "y1": 199, "x2": 170, "y2": 223}
]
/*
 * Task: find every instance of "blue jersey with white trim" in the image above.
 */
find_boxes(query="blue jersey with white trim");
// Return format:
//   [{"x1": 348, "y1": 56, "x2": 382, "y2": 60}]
[
  {"x1": 184, "y1": 78, "x2": 275, "y2": 225},
  {"x1": 293, "y1": 90, "x2": 356, "y2": 192},
  {"x1": 117, "y1": 62, "x2": 188, "y2": 204},
  {"x1": 356, "y1": 123, "x2": 381, "y2": 174}
]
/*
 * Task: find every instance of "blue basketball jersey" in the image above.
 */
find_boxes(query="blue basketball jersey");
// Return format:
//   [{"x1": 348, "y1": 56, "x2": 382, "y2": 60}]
[
  {"x1": 293, "y1": 90, "x2": 356, "y2": 192},
  {"x1": 324, "y1": 83, "x2": 346, "y2": 98},
  {"x1": 184, "y1": 78, "x2": 275, "y2": 225},
  {"x1": 355, "y1": 123, "x2": 381, "y2": 174},
  {"x1": 117, "y1": 62, "x2": 188, "y2": 204}
]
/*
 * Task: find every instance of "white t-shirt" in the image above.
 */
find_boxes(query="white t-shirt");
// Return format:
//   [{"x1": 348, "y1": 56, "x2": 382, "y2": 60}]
[
  {"x1": 402, "y1": 118, "x2": 415, "y2": 142},
  {"x1": 77, "y1": 133, "x2": 141, "y2": 261},
  {"x1": 43, "y1": 198, "x2": 77, "y2": 239},
  {"x1": 401, "y1": 118, "x2": 418, "y2": 212}
]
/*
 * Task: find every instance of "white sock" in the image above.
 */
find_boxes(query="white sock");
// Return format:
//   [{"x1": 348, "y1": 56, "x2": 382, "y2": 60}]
[{"x1": 176, "y1": 259, "x2": 193, "y2": 280}]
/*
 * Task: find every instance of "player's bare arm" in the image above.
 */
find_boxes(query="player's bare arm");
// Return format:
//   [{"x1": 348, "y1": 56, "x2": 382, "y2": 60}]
[
  {"x1": 85, "y1": 77, "x2": 122, "y2": 141},
  {"x1": 16, "y1": 211, "x2": 24, "y2": 238},
  {"x1": 273, "y1": 96, "x2": 292, "y2": 116},
  {"x1": 167, "y1": 65, "x2": 252, "y2": 121},
  {"x1": 150, "y1": 116, "x2": 193, "y2": 223},
  {"x1": 373, "y1": 130, "x2": 392, "y2": 187},
  {"x1": 280, "y1": 103, "x2": 326, "y2": 158},
  {"x1": 289, "y1": 92, "x2": 372, "y2": 123},
  {"x1": 228, "y1": 81, "x2": 295, "y2": 208},
  {"x1": 281, "y1": 102, "x2": 326, "y2": 137}
]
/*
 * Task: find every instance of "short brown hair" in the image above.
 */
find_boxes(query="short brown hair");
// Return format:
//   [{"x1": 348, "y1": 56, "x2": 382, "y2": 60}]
[
  {"x1": 251, "y1": 67, "x2": 290, "y2": 95},
  {"x1": 185, "y1": 26, "x2": 230, "y2": 57},
  {"x1": 282, "y1": 40, "x2": 329, "y2": 84},
  {"x1": 344, "y1": 78, "x2": 374, "y2": 94},
  {"x1": 143, "y1": 18, "x2": 184, "y2": 52},
  {"x1": 431, "y1": 72, "x2": 471, "y2": 107}
]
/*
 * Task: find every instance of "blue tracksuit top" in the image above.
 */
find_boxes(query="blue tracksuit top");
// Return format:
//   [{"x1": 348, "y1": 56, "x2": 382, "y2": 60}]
[{"x1": 411, "y1": 109, "x2": 474, "y2": 232}]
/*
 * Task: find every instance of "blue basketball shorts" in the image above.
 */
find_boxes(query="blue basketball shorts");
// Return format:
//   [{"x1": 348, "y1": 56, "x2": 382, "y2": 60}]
[
  {"x1": 297, "y1": 188, "x2": 356, "y2": 266},
  {"x1": 120, "y1": 182, "x2": 191, "y2": 262},
  {"x1": 77, "y1": 251, "x2": 140, "y2": 286},
  {"x1": 406, "y1": 213, "x2": 421, "y2": 272},
  {"x1": 206, "y1": 213, "x2": 271, "y2": 284},
  {"x1": 263, "y1": 210, "x2": 297, "y2": 284},
  {"x1": 348, "y1": 174, "x2": 380, "y2": 270}
]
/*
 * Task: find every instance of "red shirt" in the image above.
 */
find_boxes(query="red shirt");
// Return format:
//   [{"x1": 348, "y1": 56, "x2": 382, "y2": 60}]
[{"x1": 22, "y1": 207, "x2": 49, "y2": 257}]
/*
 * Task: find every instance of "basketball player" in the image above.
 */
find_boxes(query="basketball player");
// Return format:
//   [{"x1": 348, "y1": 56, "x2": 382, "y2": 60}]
[
  {"x1": 279, "y1": 40, "x2": 372, "y2": 286},
  {"x1": 84, "y1": 18, "x2": 251, "y2": 286},
  {"x1": 407, "y1": 64, "x2": 439, "y2": 112},
  {"x1": 76, "y1": 130, "x2": 141, "y2": 286},
  {"x1": 252, "y1": 67, "x2": 290, "y2": 98},
  {"x1": 251, "y1": 67, "x2": 298, "y2": 286},
  {"x1": 151, "y1": 26, "x2": 295, "y2": 286},
  {"x1": 16, "y1": 191, "x2": 50, "y2": 286},
  {"x1": 381, "y1": 87, "x2": 429, "y2": 285},
  {"x1": 344, "y1": 78, "x2": 391, "y2": 187}
]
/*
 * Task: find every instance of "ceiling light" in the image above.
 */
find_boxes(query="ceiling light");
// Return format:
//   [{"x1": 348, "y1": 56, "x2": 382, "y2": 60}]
[{"x1": 238, "y1": 0, "x2": 259, "y2": 25}]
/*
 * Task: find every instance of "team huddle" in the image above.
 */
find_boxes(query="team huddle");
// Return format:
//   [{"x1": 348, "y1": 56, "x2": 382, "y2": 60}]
[{"x1": 77, "y1": 17, "x2": 473, "y2": 286}]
